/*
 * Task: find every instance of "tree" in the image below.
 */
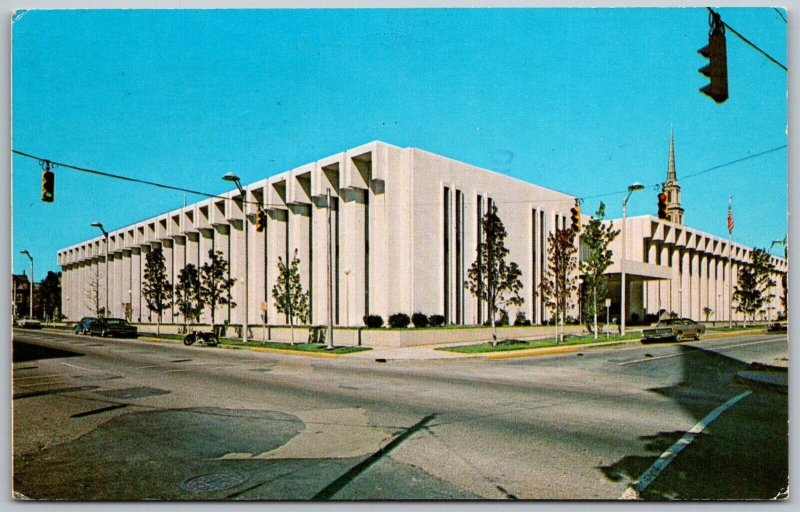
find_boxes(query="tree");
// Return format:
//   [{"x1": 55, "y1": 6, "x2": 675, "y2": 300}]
[
  {"x1": 702, "y1": 306, "x2": 713, "y2": 322},
  {"x1": 175, "y1": 264, "x2": 204, "y2": 329},
  {"x1": 272, "y1": 249, "x2": 310, "y2": 345},
  {"x1": 200, "y1": 250, "x2": 236, "y2": 328},
  {"x1": 733, "y1": 248, "x2": 776, "y2": 326},
  {"x1": 465, "y1": 205, "x2": 524, "y2": 346},
  {"x1": 142, "y1": 247, "x2": 173, "y2": 335},
  {"x1": 539, "y1": 228, "x2": 579, "y2": 342},
  {"x1": 85, "y1": 266, "x2": 103, "y2": 317},
  {"x1": 38, "y1": 271, "x2": 62, "y2": 321},
  {"x1": 578, "y1": 202, "x2": 619, "y2": 339}
]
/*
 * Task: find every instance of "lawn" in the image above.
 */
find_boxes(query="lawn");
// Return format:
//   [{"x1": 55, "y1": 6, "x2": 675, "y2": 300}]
[{"x1": 439, "y1": 332, "x2": 644, "y2": 354}]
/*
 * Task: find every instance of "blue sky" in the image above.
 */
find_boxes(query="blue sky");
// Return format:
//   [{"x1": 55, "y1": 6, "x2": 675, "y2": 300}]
[{"x1": 12, "y1": 8, "x2": 788, "y2": 277}]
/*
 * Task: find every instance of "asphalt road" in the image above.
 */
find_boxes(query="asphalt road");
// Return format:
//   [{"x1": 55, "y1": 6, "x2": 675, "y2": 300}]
[{"x1": 11, "y1": 328, "x2": 788, "y2": 501}]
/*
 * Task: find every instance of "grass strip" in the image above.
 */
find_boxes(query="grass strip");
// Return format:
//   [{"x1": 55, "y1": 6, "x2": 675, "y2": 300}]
[{"x1": 439, "y1": 332, "x2": 642, "y2": 354}]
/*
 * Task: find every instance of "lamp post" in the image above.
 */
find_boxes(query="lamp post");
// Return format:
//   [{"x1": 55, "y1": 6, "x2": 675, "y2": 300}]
[
  {"x1": 90, "y1": 222, "x2": 109, "y2": 317},
  {"x1": 344, "y1": 269, "x2": 351, "y2": 326},
  {"x1": 620, "y1": 182, "x2": 644, "y2": 336},
  {"x1": 223, "y1": 172, "x2": 249, "y2": 344},
  {"x1": 20, "y1": 250, "x2": 33, "y2": 318}
]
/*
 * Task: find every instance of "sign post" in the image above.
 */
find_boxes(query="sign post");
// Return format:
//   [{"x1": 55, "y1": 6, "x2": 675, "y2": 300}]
[
  {"x1": 260, "y1": 301, "x2": 267, "y2": 342},
  {"x1": 605, "y1": 298, "x2": 611, "y2": 339}
]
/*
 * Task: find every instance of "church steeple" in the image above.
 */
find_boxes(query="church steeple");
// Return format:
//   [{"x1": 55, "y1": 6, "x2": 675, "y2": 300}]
[{"x1": 662, "y1": 129, "x2": 684, "y2": 225}]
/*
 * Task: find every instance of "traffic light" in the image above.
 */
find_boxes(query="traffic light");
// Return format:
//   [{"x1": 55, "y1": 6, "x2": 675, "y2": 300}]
[
  {"x1": 570, "y1": 202, "x2": 581, "y2": 233},
  {"x1": 41, "y1": 162, "x2": 54, "y2": 202},
  {"x1": 658, "y1": 192, "x2": 667, "y2": 219},
  {"x1": 698, "y1": 11, "x2": 728, "y2": 104},
  {"x1": 255, "y1": 209, "x2": 267, "y2": 232}
]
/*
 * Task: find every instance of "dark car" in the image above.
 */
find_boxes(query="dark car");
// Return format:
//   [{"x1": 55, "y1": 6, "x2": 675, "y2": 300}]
[
  {"x1": 641, "y1": 318, "x2": 706, "y2": 343},
  {"x1": 767, "y1": 322, "x2": 787, "y2": 333},
  {"x1": 89, "y1": 318, "x2": 138, "y2": 338},
  {"x1": 74, "y1": 316, "x2": 96, "y2": 335}
]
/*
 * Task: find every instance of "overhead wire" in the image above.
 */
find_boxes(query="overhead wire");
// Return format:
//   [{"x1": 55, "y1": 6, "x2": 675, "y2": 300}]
[{"x1": 707, "y1": 7, "x2": 787, "y2": 71}]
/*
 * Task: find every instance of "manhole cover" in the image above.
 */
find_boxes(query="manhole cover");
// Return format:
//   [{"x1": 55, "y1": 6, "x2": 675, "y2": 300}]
[
  {"x1": 180, "y1": 471, "x2": 249, "y2": 493},
  {"x1": 96, "y1": 387, "x2": 171, "y2": 399}
]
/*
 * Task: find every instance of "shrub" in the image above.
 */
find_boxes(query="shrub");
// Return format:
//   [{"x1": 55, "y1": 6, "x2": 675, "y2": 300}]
[
  {"x1": 363, "y1": 315, "x2": 384, "y2": 328},
  {"x1": 496, "y1": 310, "x2": 509, "y2": 326},
  {"x1": 429, "y1": 314, "x2": 446, "y2": 327},
  {"x1": 514, "y1": 311, "x2": 531, "y2": 326},
  {"x1": 388, "y1": 313, "x2": 411, "y2": 328},
  {"x1": 412, "y1": 312, "x2": 429, "y2": 328}
]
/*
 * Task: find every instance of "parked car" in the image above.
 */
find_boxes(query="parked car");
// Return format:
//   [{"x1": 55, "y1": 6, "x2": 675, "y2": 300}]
[
  {"x1": 89, "y1": 318, "x2": 138, "y2": 338},
  {"x1": 17, "y1": 317, "x2": 42, "y2": 329},
  {"x1": 74, "y1": 316, "x2": 97, "y2": 335},
  {"x1": 641, "y1": 318, "x2": 706, "y2": 343},
  {"x1": 766, "y1": 322, "x2": 787, "y2": 333}
]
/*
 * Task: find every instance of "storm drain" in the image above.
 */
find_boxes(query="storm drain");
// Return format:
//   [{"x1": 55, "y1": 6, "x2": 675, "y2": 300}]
[
  {"x1": 180, "y1": 471, "x2": 250, "y2": 493},
  {"x1": 96, "y1": 387, "x2": 171, "y2": 399}
]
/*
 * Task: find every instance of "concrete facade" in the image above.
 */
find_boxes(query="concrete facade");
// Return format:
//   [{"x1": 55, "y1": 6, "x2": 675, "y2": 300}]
[
  {"x1": 57, "y1": 141, "x2": 579, "y2": 329},
  {"x1": 604, "y1": 215, "x2": 787, "y2": 323}
]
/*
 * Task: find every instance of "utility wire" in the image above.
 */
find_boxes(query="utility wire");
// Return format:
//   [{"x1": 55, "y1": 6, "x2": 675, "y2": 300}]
[
  {"x1": 773, "y1": 8, "x2": 787, "y2": 23},
  {"x1": 707, "y1": 7, "x2": 787, "y2": 71}
]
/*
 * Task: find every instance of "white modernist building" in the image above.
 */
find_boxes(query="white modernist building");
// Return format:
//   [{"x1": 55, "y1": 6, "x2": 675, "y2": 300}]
[
  {"x1": 57, "y1": 139, "x2": 787, "y2": 330},
  {"x1": 57, "y1": 141, "x2": 578, "y2": 329}
]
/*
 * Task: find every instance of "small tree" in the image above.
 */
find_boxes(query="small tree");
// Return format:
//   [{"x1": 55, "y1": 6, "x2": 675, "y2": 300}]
[
  {"x1": 142, "y1": 247, "x2": 173, "y2": 335},
  {"x1": 272, "y1": 249, "x2": 310, "y2": 345},
  {"x1": 85, "y1": 266, "x2": 102, "y2": 317},
  {"x1": 539, "y1": 228, "x2": 579, "y2": 343},
  {"x1": 38, "y1": 271, "x2": 62, "y2": 321},
  {"x1": 200, "y1": 250, "x2": 236, "y2": 329},
  {"x1": 733, "y1": 248, "x2": 775, "y2": 326},
  {"x1": 702, "y1": 306, "x2": 713, "y2": 323},
  {"x1": 174, "y1": 264, "x2": 204, "y2": 330},
  {"x1": 465, "y1": 205, "x2": 524, "y2": 346},
  {"x1": 579, "y1": 202, "x2": 619, "y2": 339}
]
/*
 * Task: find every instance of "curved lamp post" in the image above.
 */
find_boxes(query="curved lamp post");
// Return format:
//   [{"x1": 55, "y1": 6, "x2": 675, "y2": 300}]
[
  {"x1": 620, "y1": 182, "x2": 645, "y2": 336},
  {"x1": 223, "y1": 172, "x2": 249, "y2": 344}
]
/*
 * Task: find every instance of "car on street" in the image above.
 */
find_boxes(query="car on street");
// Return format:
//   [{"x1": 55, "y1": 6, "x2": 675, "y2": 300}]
[
  {"x1": 641, "y1": 318, "x2": 706, "y2": 343},
  {"x1": 89, "y1": 318, "x2": 138, "y2": 338},
  {"x1": 767, "y1": 322, "x2": 788, "y2": 333},
  {"x1": 74, "y1": 316, "x2": 97, "y2": 335}
]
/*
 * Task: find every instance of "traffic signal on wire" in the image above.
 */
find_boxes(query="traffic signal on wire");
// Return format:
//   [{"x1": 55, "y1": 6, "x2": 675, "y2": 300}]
[
  {"x1": 658, "y1": 192, "x2": 668, "y2": 219},
  {"x1": 256, "y1": 209, "x2": 267, "y2": 232},
  {"x1": 41, "y1": 162, "x2": 54, "y2": 202},
  {"x1": 570, "y1": 202, "x2": 581, "y2": 233},
  {"x1": 698, "y1": 11, "x2": 728, "y2": 104}
]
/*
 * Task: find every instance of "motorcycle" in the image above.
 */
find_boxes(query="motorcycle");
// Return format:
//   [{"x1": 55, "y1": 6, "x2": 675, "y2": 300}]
[{"x1": 183, "y1": 330, "x2": 219, "y2": 347}]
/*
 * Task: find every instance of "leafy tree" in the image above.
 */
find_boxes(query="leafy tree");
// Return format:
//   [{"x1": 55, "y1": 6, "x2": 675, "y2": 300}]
[
  {"x1": 539, "y1": 228, "x2": 579, "y2": 342},
  {"x1": 272, "y1": 249, "x2": 310, "y2": 345},
  {"x1": 174, "y1": 264, "x2": 204, "y2": 329},
  {"x1": 38, "y1": 271, "x2": 62, "y2": 321},
  {"x1": 702, "y1": 306, "x2": 713, "y2": 322},
  {"x1": 465, "y1": 204, "x2": 524, "y2": 346},
  {"x1": 578, "y1": 202, "x2": 619, "y2": 339},
  {"x1": 142, "y1": 247, "x2": 173, "y2": 335},
  {"x1": 733, "y1": 248, "x2": 776, "y2": 326},
  {"x1": 200, "y1": 250, "x2": 236, "y2": 328}
]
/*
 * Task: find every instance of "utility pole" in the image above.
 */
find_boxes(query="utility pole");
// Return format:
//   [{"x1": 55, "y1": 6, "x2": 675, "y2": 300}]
[
  {"x1": 20, "y1": 250, "x2": 34, "y2": 318},
  {"x1": 326, "y1": 188, "x2": 334, "y2": 349}
]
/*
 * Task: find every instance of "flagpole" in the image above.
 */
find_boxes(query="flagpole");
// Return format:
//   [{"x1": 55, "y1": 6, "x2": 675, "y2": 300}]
[{"x1": 728, "y1": 195, "x2": 733, "y2": 329}]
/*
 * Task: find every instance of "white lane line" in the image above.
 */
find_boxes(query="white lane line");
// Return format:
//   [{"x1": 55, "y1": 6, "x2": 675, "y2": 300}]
[
  {"x1": 136, "y1": 365, "x2": 166, "y2": 369},
  {"x1": 163, "y1": 368, "x2": 192, "y2": 373},
  {"x1": 59, "y1": 361, "x2": 103, "y2": 373},
  {"x1": 619, "y1": 339, "x2": 785, "y2": 366},
  {"x1": 14, "y1": 374, "x2": 62, "y2": 380},
  {"x1": 620, "y1": 390, "x2": 752, "y2": 500}
]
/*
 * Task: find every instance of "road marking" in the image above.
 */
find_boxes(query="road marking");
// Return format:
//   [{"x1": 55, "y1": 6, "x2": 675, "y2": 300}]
[
  {"x1": 618, "y1": 338, "x2": 785, "y2": 366},
  {"x1": 59, "y1": 361, "x2": 102, "y2": 373},
  {"x1": 620, "y1": 390, "x2": 752, "y2": 500},
  {"x1": 137, "y1": 365, "x2": 167, "y2": 369},
  {"x1": 163, "y1": 368, "x2": 192, "y2": 373},
  {"x1": 16, "y1": 379, "x2": 65, "y2": 388},
  {"x1": 14, "y1": 374, "x2": 62, "y2": 380}
]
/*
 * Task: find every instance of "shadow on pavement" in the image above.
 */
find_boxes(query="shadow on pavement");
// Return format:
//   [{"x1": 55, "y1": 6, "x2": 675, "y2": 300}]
[
  {"x1": 598, "y1": 344, "x2": 788, "y2": 500},
  {"x1": 13, "y1": 340, "x2": 84, "y2": 362}
]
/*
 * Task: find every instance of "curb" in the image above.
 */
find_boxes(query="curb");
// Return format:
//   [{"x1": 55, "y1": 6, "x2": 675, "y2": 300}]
[
  {"x1": 141, "y1": 334, "x2": 342, "y2": 358},
  {"x1": 735, "y1": 371, "x2": 788, "y2": 393},
  {"x1": 482, "y1": 338, "x2": 641, "y2": 360}
]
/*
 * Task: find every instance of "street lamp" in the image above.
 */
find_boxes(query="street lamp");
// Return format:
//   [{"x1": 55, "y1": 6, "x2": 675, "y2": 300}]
[
  {"x1": 20, "y1": 250, "x2": 33, "y2": 319},
  {"x1": 90, "y1": 222, "x2": 110, "y2": 317},
  {"x1": 620, "y1": 182, "x2": 645, "y2": 336},
  {"x1": 223, "y1": 172, "x2": 249, "y2": 344}
]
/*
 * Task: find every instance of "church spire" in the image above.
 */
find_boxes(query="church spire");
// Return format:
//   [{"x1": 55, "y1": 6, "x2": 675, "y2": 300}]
[
  {"x1": 666, "y1": 127, "x2": 677, "y2": 183},
  {"x1": 662, "y1": 128, "x2": 684, "y2": 225}
]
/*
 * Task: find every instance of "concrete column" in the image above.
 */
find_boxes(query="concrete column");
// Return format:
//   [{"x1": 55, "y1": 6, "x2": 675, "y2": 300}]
[
  {"x1": 680, "y1": 250, "x2": 691, "y2": 318},
  {"x1": 212, "y1": 224, "x2": 231, "y2": 324},
  {"x1": 228, "y1": 220, "x2": 246, "y2": 327},
  {"x1": 288, "y1": 205, "x2": 312, "y2": 323},
  {"x1": 161, "y1": 240, "x2": 174, "y2": 324},
  {"x1": 198, "y1": 229, "x2": 214, "y2": 324},
  {"x1": 265, "y1": 209, "x2": 288, "y2": 325},
  {"x1": 250, "y1": 219, "x2": 267, "y2": 328},
  {"x1": 139, "y1": 245, "x2": 151, "y2": 322},
  {"x1": 698, "y1": 253, "x2": 707, "y2": 321},
  {"x1": 172, "y1": 236, "x2": 186, "y2": 322},
  {"x1": 121, "y1": 250, "x2": 132, "y2": 321},
  {"x1": 368, "y1": 182, "x2": 390, "y2": 323},
  {"x1": 311, "y1": 198, "x2": 329, "y2": 325},
  {"x1": 670, "y1": 247, "x2": 681, "y2": 317},
  {"x1": 339, "y1": 189, "x2": 366, "y2": 326},
  {"x1": 130, "y1": 248, "x2": 142, "y2": 323}
]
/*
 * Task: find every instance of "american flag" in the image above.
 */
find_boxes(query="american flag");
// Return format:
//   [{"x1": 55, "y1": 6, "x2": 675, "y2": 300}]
[{"x1": 727, "y1": 197, "x2": 734, "y2": 233}]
